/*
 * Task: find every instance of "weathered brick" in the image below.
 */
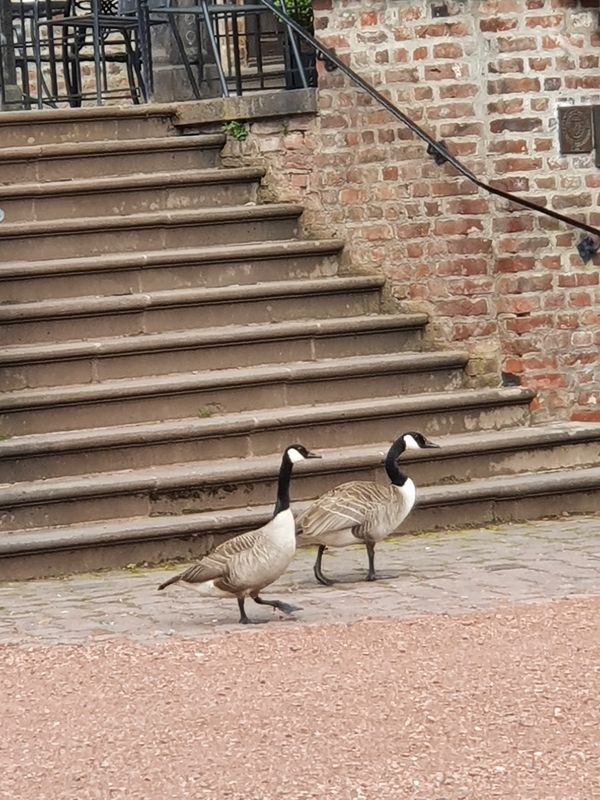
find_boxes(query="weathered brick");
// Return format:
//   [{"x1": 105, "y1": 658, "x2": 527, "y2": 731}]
[
  {"x1": 526, "y1": 13, "x2": 563, "y2": 27},
  {"x1": 488, "y1": 58, "x2": 524, "y2": 74},
  {"x1": 497, "y1": 36, "x2": 537, "y2": 51},
  {"x1": 480, "y1": 17, "x2": 518, "y2": 32},
  {"x1": 433, "y1": 43, "x2": 464, "y2": 59},
  {"x1": 490, "y1": 118, "x2": 542, "y2": 133},
  {"x1": 488, "y1": 77, "x2": 541, "y2": 94}
]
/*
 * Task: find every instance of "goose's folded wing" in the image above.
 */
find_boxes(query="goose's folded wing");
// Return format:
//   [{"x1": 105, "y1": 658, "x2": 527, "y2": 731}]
[
  {"x1": 177, "y1": 528, "x2": 262, "y2": 583},
  {"x1": 298, "y1": 482, "x2": 391, "y2": 538}
]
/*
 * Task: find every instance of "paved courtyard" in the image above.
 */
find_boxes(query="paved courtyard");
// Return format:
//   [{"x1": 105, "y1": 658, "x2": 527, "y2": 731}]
[
  {"x1": 2, "y1": 514, "x2": 600, "y2": 799},
  {"x1": 0, "y1": 514, "x2": 599, "y2": 643}
]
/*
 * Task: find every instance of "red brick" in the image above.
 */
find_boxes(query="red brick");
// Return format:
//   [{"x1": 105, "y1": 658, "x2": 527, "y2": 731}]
[
  {"x1": 360, "y1": 10, "x2": 378, "y2": 26},
  {"x1": 558, "y1": 273, "x2": 599, "y2": 288},
  {"x1": 580, "y1": 55, "x2": 599, "y2": 69},
  {"x1": 497, "y1": 36, "x2": 537, "y2": 51},
  {"x1": 431, "y1": 180, "x2": 479, "y2": 197},
  {"x1": 415, "y1": 22, "x2": 471, "y2": 38},
  {"x1": 487, "y1": 99, "x2": 524, "y2": 115},
  {"x1": 489, "y1": 139, "x2": 528, "y2": 154},
  {"x1": 447, "y1": 238, "x2": 492, "y2": 255},
  {"x1": 452, "y1": 321, "x2": 498, "y2": 340},
  {"x1": 498, "y1": 295, "x2": 541, "y2": 313},
  {"x1": 480, "y1": 18, "x2": 518, "y2": 32},
  {"x1": 526, "y1": 14, "x2": 563, "y2": 28},
  {"x1": 492, "y1": 216, "x2": 534, "y2": 233},
  {"x1": 424, "y1": 64, "x2": 468, "y2": 81},
  {"x1": 414, "y1": 86, "x2": 434, "y2": 101},
  {"x1": 553, "y1": 193, "x2": 593, "y2": 211},
  {"x1": 569, "y1": 291, "x2": 593, "y2": 308},
  {"x1": 499, "y1": 236, "x2": 551, "y2": 253},
  {"x1": 488, "y1": 58, "x2": 524, "y2": 74},
  {"x1": 439, "y1": 298, "x2": 489, "y2": 316},
  {"x1": 497, "y1": 274, "x2": 553, "y2": 293},
  {"x1": 439, "y1": 84, "x2": 479, "y2": 99},
  {"x1": 490, "y1": 118, "x2": 542, "y2": 133},
  {"x1": 428, "y1": 103, "x2": 476, "y2": 120},
  {"x1": 493, "y1": 157, "x2": 543, "y2": 173},
  {"x1": 528, "y1": 57, "x2": 552, "y2": 70},
  {"x1": 439, "y1": 122, "x2": 485, "y2": 138},
  {"x1": 434, "y1": 218, "x2": 484, "y2": 236},
  {"x1": 505, "y1": 314, "x2": 553, "y2": 333},
  {"x1": 488, "y1": 77, "x2": 541, "y2": 94},
  {"x1": 437, "y1": 258, "x2": 489, "y2": 277},
  {"x1": 571, "y1": 410, "x2": 600, "y2": 423},
  {"x1": 445, "y1": 198, "x2": 490, "y2": 215},
  {"x1": 413, "y1": 46, "x2": 428, "y2": 60},
  {"x1": 433, "y1": 43, "x2": 464, "y2": 59},
  {"x1": 496, "y1": 256, "x2": 536, "y2": 272}
]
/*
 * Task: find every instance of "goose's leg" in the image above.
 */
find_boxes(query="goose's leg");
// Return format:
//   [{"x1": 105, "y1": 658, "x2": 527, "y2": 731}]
[
  {"x1": 314, "y1": 544, "x2": 335, "y2": 586},
  {"x1": 237, "y1": 596, "x2": 267, "y2": 625},
  {"x1": 252, "y1": 594, "x2": 303, "y2": 616},
  {"x1": 365, "y1": 542, "x2": 377, "y2": 582}
]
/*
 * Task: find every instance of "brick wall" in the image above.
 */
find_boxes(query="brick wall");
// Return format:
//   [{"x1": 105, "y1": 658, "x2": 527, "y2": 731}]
[{"x1": 228, "y1": 0, "x2": 600, "y2": 422}]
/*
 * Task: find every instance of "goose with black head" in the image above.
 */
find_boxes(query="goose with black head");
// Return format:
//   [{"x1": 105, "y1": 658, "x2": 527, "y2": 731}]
[
  {"x1": 158, "y1": 443, "x2": 320, "y2": 624},
  {"x1": 296, "y1": 432, "x2": 439, "y2": 585}
]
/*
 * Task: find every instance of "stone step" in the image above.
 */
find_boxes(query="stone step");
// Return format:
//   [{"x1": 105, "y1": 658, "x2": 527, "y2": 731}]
[
  {"x1": 0, "y1": 388, "x2": 533, "y2": 528},
  {"x1": 0, "y1": 313, "x2": 427, "y2": 391},
  {"x1": 2, "y1": 422, "x2": 599, "y2": 578},
  {"x1": 0, "y1": 167, "x2": 265, "y2": 223},
  {"x1": 0, "y1": 104, "x2": 178, "y2": 147},
  {"x1": 0, "y1": 386, "x2": 532, "y2": 483},
  {"x1": 0, "y1": 351, "x2": 469, "y2": 436},
  {"x1": 0, "y1": 204, "x2": 304, "y2": 262},
  {"x1": 0, "y1": 276, "x2": 384, "y2": 346},
  {"x1": 0, "y1": 239, "x2": 344, "y2": 303},
  {"x1": 0, "y1": 134, "x2": 224, "y2": 183}
]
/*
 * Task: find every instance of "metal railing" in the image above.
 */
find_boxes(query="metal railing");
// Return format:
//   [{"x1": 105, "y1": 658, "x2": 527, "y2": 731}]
[
  {"x1": 2, "y1": 0, "x2": 599, "y2": 260},
  {"x1": 258, "y1": 0, "x2": 600, "y2": 263}
]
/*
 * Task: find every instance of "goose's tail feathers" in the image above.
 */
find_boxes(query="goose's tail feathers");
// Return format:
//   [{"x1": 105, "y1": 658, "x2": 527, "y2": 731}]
[{"x1": 158, "y1": 574, "x2": 181, "y2": 591}]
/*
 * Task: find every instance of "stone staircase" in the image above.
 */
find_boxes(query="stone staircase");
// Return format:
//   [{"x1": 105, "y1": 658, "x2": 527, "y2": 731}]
[{"x1": 1, "y1": 104, "x2": 600, "y2": 580}]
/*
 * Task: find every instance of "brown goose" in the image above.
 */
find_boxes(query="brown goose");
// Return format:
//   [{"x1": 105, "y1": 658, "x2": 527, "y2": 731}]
[
  {"x1": 296, "y1": 432, "x2": 439, "y2": 585},
  {"x1": 158, "y1": 443, "x2": 320, "y2": 623}
]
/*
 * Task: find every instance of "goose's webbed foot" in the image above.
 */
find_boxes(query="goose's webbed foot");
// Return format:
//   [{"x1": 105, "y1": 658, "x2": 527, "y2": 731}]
[{"x1": 253, "y1": 595, "x2": 303, "y2": 618}]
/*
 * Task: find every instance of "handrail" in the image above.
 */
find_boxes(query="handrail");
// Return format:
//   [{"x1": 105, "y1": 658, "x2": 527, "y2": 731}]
[{"x1": 259, "y1": 0, "x2": 600, "y2": 262}]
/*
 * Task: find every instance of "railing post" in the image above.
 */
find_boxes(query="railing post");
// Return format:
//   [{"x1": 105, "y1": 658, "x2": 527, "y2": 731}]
[{"x1": 0, "y1": 2, "x2": 23, "y2": 110}]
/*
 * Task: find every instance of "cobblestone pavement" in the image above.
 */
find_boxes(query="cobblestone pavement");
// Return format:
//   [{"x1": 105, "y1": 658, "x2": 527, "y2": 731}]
[{"x1": 1, "y1": 513, "x2": 599, "y2": 644}]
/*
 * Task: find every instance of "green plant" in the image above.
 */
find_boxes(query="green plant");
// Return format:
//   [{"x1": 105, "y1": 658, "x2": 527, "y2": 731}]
[
  {"x1": 224, "y1": 120, "x2": 249, "y2": 141},
  {"x1": 279, "y1": 0, "x2": 313, "y2": 31}
]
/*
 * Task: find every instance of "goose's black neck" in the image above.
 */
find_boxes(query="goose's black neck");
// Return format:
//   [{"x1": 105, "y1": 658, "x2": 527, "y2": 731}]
[
  {"x1": 385, "y1": 436, "x2": 408, "y2": 486},
  {"x1": 273, "y1": 453, "x2": 294, "y2": 516}
]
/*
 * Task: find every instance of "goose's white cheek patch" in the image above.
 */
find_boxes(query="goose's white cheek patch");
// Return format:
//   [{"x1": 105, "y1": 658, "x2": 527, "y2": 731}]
[
  {"x1": 403, "y1": 435, "x2": 420, "y2": 451},
  {"x1": 287, "y1": 448, "x2": 305, "y2": 464}
]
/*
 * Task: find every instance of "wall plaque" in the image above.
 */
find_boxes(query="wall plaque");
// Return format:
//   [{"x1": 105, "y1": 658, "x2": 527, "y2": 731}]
[{"x1": 558, "y1": 106, "x2": 593, "y2": 154}]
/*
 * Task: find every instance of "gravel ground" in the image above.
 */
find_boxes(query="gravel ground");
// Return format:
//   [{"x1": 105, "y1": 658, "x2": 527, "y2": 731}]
[{"x1": 2, "y1": 596, "x2": 600, "y2": 800}]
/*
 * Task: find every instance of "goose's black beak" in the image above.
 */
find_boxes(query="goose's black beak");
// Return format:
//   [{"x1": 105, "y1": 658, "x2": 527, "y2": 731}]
[
  {"x1": 424, "y1": 440, "x2": 441, "y2": 449},
  {"x1": 306, "y1": 451, "x2": 321, "y2": 459}
]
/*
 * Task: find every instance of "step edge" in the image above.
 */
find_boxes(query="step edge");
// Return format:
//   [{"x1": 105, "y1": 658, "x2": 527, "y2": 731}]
[
  {"x1": 3, "y1": 465, "x2": 600, "y2": 556},
  {"x1": 0, "y1": 276, "x2": 385, "y2": 322},
  {"x1": 0, "y1": 238, "x2": 345, "y2": 278},
  {"x1": 0, "y1": 351, "x2": 468, "y2": 411},
  {"x1": 0, "y1": 134, "x2": 226, "y2": 162},
  {"x1": 0, "y1": 203, "x2": 305, "y2": 238},
  {"x1": 0, "y1": 167, "x2": 267, "y2": 199},
  {"x1": 0, "y1": 313, "x2": 429, "y2": 364}
]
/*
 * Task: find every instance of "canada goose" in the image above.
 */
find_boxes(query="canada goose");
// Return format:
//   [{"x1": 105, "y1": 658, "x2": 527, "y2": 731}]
[
  {"x1": 296, "y1": 432, "x2": 439, "y2": 585},
  {"x1": 158, "y1": 443, "x2": 320, "y2": 624}
]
